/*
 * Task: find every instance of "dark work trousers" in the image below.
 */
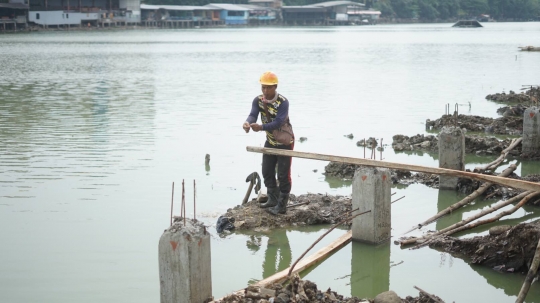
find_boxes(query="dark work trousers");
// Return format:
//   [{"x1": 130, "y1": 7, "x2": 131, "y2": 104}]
[{"x1": 262, "y1": 140, "x2": 294, "y2": 193}]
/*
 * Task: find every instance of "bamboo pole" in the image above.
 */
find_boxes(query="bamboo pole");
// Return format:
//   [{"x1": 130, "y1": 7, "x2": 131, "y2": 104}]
[
  {"x1": 246, "y1": 147, "x2": 540, "y2": 193},
  {"x1": 400, "y1": 191, "x2": 532, "y2": 246},
  {"x1": 403, "y1": 164, "x2": 517, "y2": 235},
  {"x1": 474, "y1": 138, "x2": 522, "y2": 172},
  {"x1": 516, "y1": 233, "x2": 540, "y2": 303},
  {"x1": 445, "y1": 191, "x2": 540, "y2": 237}
]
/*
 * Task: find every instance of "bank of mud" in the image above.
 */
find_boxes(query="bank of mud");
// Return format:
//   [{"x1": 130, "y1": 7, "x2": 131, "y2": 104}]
[
  {"x1": 217, "y1": 193, "x2": 353, "y2": 232},
  {"x1": 217, "y1": 274, "x2": 444, "y2": 303},
  {"x1": 428, "y1": 221, "x2": 540, "y2": 275}
]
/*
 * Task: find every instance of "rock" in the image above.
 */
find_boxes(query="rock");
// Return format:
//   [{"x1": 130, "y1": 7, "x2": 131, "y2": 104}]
[
  {"x1": 344, "y1": 133, "x2": 354, "y2": 139},
  {"x1": 489, "y1": 225, "x2": 512, "y2": 236},
  {"x1": 356, "y1": 139, "x2": 366, "y2": 147},
  {"x1": 299, "y1": 137, "x2": 307, "y2": 142},
  {"x1": 374, "y1": 290, "x2": 401, "y2": 303},
  {"x1": 420, "y1": 141, "x2": 431, "y2": 148}
]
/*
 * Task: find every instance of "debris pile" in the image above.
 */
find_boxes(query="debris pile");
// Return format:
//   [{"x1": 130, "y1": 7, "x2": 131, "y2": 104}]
[
  {"x1": 425, "y1": 114, "x2": 522, "y2": 135},
  {"x1": 217, "y1": 193, "x2": 352, "y2": 232},
  {"x1": 216, "y1": 274, "x2": 444, "y2": 303},
  {"x1": 485, "y1": 90, "x2": 532, "y2": 104}
]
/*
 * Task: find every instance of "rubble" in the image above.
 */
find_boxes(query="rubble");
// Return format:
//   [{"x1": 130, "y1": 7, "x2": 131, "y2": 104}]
[{"x1": 425, "y1": 114, "x2": 522, "y2": 135}]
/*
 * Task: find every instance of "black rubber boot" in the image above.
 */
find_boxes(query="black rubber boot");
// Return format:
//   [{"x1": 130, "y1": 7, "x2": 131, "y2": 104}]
[
  {"x1": 266, "y1": 192, "x2": 289, "y2": 215},
  {"x1": 260, "y1": 187, "x2": 279, "y2": 209}
]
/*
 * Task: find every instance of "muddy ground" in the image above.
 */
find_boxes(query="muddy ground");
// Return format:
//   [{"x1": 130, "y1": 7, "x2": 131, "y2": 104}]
[
  {"x1": 216, "y1": 274, "x2": 444, "y2": 303},
  {"x1": 217, "y1": 193, "x2": 353, "y2": 232},
  {"x1": 485, "y1": 87, "x2": 539, "y2": 105},
  {"x1": 428, "y1": 221, "x2": 540, "y2": 275}
]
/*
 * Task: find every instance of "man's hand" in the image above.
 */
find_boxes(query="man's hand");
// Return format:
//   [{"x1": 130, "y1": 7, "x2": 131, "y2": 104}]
[
  {"x1": 243, "y1": 122, "x2": 250, "y2": 133},
  {"x1": 250, "y1": 123, "x2": 263, "y2": 132}
]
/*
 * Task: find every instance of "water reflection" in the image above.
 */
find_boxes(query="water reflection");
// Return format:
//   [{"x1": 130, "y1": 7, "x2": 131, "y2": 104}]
[
  {"x1": 350, "y1": 241, "x2": 390, "y2": 299},
  {"x1": 436, "y1": 190, "x2": 466, "y2": 231},
  {"x1": 262, "y1": 229, "x2": 292, "y2": 278},
  {"x1": 324, "y1": 175, "x2": 352, "y2": 189},
  {"x1": 521, "y1": 160, "x2": 540, "y2": 178}
]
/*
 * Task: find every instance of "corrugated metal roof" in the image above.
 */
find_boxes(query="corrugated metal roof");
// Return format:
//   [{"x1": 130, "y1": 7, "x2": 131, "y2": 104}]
[
  {"x1": 311, "y1": 1, "x2": 364, "y2": 8},
  {"x1": 140, "y1": 4, "x2": 213, "y2": 11},
  {"x1": 248, "y1": 0, "x2": 275, "y2": 2},
  {"x1": 281, "y1": 6, "x2": 326, "y2": 12},
  {"x1": 0, "y1": 3, "x2": 28, "y2": 9},
  {"x1": 348, "y1": 10, "x2": 381, "y2": 15},
  {"x1": 237, "y1": 4, "x2": 276, "y2": 11},
  {"x1": 205, "y1": 3, "x2": 251, "y2": 11}
]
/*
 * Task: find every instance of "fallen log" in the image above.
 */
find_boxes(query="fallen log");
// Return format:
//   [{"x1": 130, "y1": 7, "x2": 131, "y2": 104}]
[
  {"x1": 402, "y1": 164, "x2": 517, "y2": 235},
  {"x1": 246, "y1": 146, "x2": 540, "y2": 192},
  {"x1": 474, "y1": 138, "x2": 522, "y2": 172},
  {"x1": 400, "y1": 191, "x2": 531, "y2": 246},
  {"x1": 443, "y1": 191, "x2": 540, "y2": 237},
  {"x1": 516, "y1": 232, "x2": 540, "y2": 303}
]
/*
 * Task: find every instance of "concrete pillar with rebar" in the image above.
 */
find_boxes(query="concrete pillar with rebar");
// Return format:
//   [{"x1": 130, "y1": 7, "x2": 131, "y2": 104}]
[
  {"x1": 351, "y1": 166, "x2": 391, "y2": 244},
  {"x1": 438, "y1": 126, "x2": 465, "y2": 189},
  {"x1": 523, "y1": 107, "x2": 540, "y2": 155},
  {"x1": 158, "y1": 219, "x2": 212, "y2": 303}
]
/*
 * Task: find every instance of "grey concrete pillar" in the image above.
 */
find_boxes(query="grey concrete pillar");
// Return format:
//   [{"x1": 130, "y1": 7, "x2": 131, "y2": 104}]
[
  {"x1": 159, "y1": 219, "x2": 212, "y2": 303},
  {"x1": 438, "y1": 126, "x2": 465, "y2": 190},
  {"x1": 523, "y1": 107, "x2": 540, "y2": 155},
  {"x1": 352, "y1": 166, "x2": 391, "y2": 244}
]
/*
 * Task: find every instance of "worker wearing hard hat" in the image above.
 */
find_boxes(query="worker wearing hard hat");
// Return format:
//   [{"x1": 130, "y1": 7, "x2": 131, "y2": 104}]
[{"x1": 243, "y1": 71, "x2": 294, "y2": 216}]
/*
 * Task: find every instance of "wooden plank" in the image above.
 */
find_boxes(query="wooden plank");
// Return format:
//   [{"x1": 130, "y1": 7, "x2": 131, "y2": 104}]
[
  {"x1": 246, "y1": 146, "x2": 540, "y2": 193},
  {"x1": 211, "y1": 231, "x2": 352, "y2": 302}
]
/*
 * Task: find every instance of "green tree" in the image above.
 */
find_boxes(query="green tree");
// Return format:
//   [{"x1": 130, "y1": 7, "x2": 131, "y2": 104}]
[
  {"x1": 390, "y1": 0, "x2": 416, "y2": 18},
  {"x1": 374, "y1": 0, "x2": 395, "y2": 17},
  {"x1": 418, "y1": 0, "x2": 438, "y2": 20},
  {"x1": 436, "y1": 0, "x2": 459, "y2": 19},
  {"x1": 460, "y1": 0, "x2": 489, "y2": 16}
]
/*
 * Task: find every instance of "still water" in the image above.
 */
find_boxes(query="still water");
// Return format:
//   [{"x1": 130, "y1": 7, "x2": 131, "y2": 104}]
[{"x1": 1, "y1": 23, "x2": 540, "y2": 303}]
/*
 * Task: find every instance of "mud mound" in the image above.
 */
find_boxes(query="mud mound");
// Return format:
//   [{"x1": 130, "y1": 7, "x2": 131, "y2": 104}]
[
  {"x1": 429, "y1": 221, "x2": 540, "y2": 274},
  {"x1": 218, "y1": 193, "x2": 352, "y2": 232},
  {"x1": 497, "y1": 104, "x2": 528, "y2": 117},
  {"x1": 425, "y1": 114, "x2": 522, "y2": 135},
  {"x1": 217, "y1": 275, "x2": 443, "y2": 303},
  {"x1": 486, "y1": 87, "x2": 539, "y2": 104}
]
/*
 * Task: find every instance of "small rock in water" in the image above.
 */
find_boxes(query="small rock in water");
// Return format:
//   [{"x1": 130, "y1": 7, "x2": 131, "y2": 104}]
[
  {"x1": 313, "y1": 169, "x2": 318, "y2": 173},
  {"x1": 356, "y1": 139, "x2": 366, "y2": 147},
  {"x1": 344, "y1": 133, "x2": 354, "y2": 139},
  {"x1": 299, "y1": 137, "x2": 308, "y2": 142},
  {"x1": 489, "y1": 225, "x2": 511, "y2": 236}
]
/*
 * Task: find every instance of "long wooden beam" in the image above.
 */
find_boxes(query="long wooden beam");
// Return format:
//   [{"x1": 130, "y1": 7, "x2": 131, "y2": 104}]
[
  {"x1": 211, "y1": 231, "x2": 352, "y2": 302},
  {"x1": 246, "y1": 146, "x2": 540, "y2": 193}
]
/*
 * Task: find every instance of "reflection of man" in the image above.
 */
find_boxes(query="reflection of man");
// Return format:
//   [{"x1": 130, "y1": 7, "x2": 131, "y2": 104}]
[{"x1": 262, "y1": 229, "x2": 292, "y2": 278}]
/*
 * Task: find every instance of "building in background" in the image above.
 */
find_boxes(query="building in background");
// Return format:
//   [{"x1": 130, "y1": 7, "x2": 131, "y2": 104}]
[
  {"x1": 205, "y1": 3, "x2": 250, "y2": 25},
  {"x1": 0, "y1": 0, "x2": 28, "y2": 30}
]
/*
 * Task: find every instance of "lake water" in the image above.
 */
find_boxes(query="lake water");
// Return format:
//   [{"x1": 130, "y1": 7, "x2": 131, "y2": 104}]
[{"x1": 1, "y1": 23, "x2": 540, "y2": 303}]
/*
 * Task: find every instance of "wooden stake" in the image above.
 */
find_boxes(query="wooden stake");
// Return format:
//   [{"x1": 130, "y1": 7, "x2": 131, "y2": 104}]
[
  {"x1": 516, "y1": 233, "x2": 540, "y2": 303},
  {"x1": 246, "y1": 146, "x2": 540, "y2": 192},
  {"x1": 403, "y1": 164, "x2": 517, "y2": 235},
  {"x1": 474, "y1": 138, "x2": 522, "y2": 172}
]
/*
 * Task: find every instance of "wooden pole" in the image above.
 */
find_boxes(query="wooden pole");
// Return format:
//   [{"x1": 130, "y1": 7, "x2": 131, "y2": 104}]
[
  {"x1": 474, "y1": 138, "x2": 522, "y2": 172},
  {"x1": 246, "y1": 146, "x2": 540, "y2": 192},
  {"x1": 403, "y1": 164, "x2": 517, "y2": 235},
  {"x1": 516, "y1": 233, "x2": 540, "y2": 303}
]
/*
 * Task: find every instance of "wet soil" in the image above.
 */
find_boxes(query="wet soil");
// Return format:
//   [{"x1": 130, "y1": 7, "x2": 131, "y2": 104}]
[
  {"x1": 428, "y1": 220, "x2": 540, "y2": 275},
  {"x1": 216, "y1": 274, "x2": 444, "y2": 303},
  {"x1": 485, "y1": 87, "x2": 539, "y2": 105},
  {"x1": 218, "y1": 193, "x2": 353, "y2": 232},
  {"x1": 424, "y1": 114, "x2": 522, "y2": 135}
]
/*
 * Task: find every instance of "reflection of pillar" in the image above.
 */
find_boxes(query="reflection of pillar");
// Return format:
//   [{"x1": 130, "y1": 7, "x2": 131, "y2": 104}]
[
  {"x1": 436, "y1": 190, "x2": 462, "y2": 231},
  {"x1": 439, "y1": 126, "x2": 465, "y2": 189},
  {"x1": 262, "y1": 229, "x2": 291, "y2": 279},
  {"x1": 523, "y1": 107, "x2": 540, "y2": 154},
  {"x1": 521, "y1": 161, "x2": 540, "y2": 178},
  {"x1": 350, "y1": 241, "x2": 390, "y2": 299}
]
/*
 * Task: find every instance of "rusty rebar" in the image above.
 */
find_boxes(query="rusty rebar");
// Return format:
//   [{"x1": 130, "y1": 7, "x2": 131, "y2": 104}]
[
  {"x1": 182, "y1": 179, "x2": 186, "y2": 226},
  {"x1": 194, "y1": 180, "x2": 196, "y2": 221},
  {"x1": 391, "y1": 196, "x2": 405, "y2": 204},
  {"x1": 170, "y1": 182, "x2": 175, "y2": 226}
]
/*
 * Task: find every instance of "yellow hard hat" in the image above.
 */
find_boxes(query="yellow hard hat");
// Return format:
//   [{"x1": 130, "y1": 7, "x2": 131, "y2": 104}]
[{"x1": 259, "y1": 71, "x2": 278, "y2": 85}]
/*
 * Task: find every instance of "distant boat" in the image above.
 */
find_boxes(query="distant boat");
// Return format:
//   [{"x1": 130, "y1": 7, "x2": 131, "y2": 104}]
[{"x1": 452, "y1": 20, "x2": 483, "y2": 28}]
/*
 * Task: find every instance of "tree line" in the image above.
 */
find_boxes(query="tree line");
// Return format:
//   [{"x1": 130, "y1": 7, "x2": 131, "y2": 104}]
[
  {"x1": 142, "y1": 0, "x2": 540, "y2": 21},
  {"x1": 371, "y1": 0, "x2": 540, "y2": 21}
]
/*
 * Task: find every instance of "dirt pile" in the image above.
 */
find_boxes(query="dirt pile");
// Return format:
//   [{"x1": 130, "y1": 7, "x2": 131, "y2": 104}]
[
  {"x1": 429, "y1": 221, "x2": 540, "y2": 274},
  {"x1": 425, "y1": 114, "x2": 522, "y2": 135},
  {"x1": 217, "y1": 193, "x2": 352, "y2": 232},
  {"x1": 216, "y1": 274, "x2": 444, "y2": 303},
  {"x1": 486, "y1": 87, "x2": 539, "y2": 105},
  {"x1": 497, "y1": 104, "x2": 528, "y2": 117},
  {"x1": 391, "y1": 133, "x2": 518, "y2": 155}
]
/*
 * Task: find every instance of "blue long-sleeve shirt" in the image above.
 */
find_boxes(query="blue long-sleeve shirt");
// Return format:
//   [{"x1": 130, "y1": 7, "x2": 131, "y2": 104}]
[{"x1": 246, "y1": 94, "x2": 290, "y2": 145}]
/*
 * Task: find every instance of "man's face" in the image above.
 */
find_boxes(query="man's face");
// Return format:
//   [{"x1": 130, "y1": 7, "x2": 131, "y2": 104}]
[{"x1": 261, "y1": 85, "x2": 277, "y2": 100}]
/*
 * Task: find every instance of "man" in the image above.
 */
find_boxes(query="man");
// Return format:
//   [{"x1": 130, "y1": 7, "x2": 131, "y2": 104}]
[{"x1": 243, "y1": 71, "x2": 294, "y2": 215}]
